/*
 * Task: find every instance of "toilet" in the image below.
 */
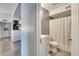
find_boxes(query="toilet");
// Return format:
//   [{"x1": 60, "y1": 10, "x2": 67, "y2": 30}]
[
  {"x1": 49, "y1": 41, "x2": 58, "y2": 53},
  {"x1": 40, "y1": 35, "x2": 58, "y2": 55}
]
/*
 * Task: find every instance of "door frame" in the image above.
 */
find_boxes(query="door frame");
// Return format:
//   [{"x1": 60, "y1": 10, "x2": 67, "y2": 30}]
[{"x1": 36, "y1": 3, "x2": 41, "y2": 56}]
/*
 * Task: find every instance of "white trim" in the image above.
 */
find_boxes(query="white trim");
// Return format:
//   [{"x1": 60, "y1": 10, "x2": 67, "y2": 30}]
[
  {"x1": 0, "y1": 36, "x2": 11, "y2": 40},
  {"x1": 11, "y1": 39, "x2": 21, "y2": 42},
  {"x1": 36, "y1": 3, "x2": 40, "y2": 56},
  {"x1": 36, "y1": 3, "x2": 41, "y2": 56}
]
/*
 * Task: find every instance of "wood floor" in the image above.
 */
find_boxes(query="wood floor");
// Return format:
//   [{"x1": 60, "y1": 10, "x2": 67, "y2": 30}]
[
  {"x1": 0, "y1": 37, "x2": 21, "y2": 56},
  {"x1": 0, "y1": 37, "x2": 71, "y2": 56}
]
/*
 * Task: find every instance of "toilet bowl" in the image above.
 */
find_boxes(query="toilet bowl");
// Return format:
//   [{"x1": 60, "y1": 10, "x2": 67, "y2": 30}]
[{"x1": 49, "y1": 41, "x2": 58, "y2": 53}]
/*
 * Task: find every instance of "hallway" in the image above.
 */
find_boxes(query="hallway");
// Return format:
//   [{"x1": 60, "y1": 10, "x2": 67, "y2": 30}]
[{"x1": 0, "y1": 37, "x2": 21, "y2": 56}]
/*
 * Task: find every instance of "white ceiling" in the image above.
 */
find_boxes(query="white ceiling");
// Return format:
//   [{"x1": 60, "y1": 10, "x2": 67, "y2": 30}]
[
  {"x1": 13, "y1": 3, "x2": 21, "y2": 20},
  {"x1": 41, "y1": 3, "x2": 69, "y2": 11},
  {"x1": 0, "y1": 3, "x2": 18, "y2": 21}
]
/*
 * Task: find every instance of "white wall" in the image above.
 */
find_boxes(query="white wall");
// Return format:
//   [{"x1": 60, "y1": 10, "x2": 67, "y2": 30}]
[
  {"x1": 41, "y1": 8, "x2": 49, "y2": 35},
  {"x1": 21, "y1": 3, "x2": 38, "y2": 56},
  {"x1": 0, "y1": 22, "x2": 2, "y2": 38},
  {"x1": 71, "y1": 3, "x2": 79, "y2": 56}
]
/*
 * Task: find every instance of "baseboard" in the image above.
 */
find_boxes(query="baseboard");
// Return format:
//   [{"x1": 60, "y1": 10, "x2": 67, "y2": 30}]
[
  {"x1": 11, "y1": 39, "x2": 21, "y2": 42},
  {"x1": 0, "y1": 36, "x2": 11, "y2": 39},
  {"x1": 13, "y1": 40, "x2": 21, "y2": 43}
]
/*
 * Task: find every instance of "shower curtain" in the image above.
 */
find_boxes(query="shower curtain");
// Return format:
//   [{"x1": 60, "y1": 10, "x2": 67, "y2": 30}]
[{"x1": 49, "y1": 16, "x2": 71, "y2": 52}]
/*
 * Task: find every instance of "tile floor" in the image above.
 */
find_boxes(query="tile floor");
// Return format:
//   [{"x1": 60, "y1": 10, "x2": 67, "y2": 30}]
[
  {"x1": 51, "y1": 49, "x2": 71, "y2": 56},
  {"x1": 0, "y1": 37, "x2": 21, "y2": 56}
]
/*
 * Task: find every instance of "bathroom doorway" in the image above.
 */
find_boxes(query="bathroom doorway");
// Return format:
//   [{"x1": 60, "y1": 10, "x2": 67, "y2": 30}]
[{"x1": 38, "y1": 3, "x2": 72, "y2": 56}]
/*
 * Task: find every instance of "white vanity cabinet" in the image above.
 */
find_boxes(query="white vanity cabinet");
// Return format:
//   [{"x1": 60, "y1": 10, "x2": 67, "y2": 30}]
[{"x1": 11, "y1": 30, "x2": 21, "y2": 41}]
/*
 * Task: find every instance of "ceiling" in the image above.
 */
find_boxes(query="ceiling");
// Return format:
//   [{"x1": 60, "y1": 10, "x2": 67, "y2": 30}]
[
  {"x1": 41, "y1": 3, "x2": 69, "y2": 11},
  {"x1": 0, "y1": 3, "x2": 18, "y2": 21},
  {"x1": 13, "y1": 3, "x2": 21, "y2": 20}
]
